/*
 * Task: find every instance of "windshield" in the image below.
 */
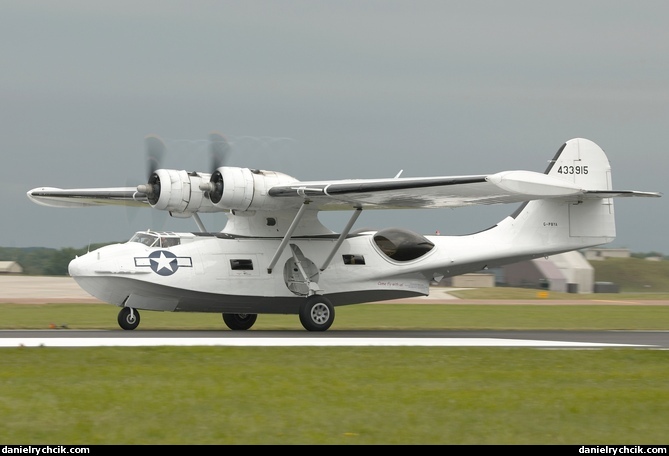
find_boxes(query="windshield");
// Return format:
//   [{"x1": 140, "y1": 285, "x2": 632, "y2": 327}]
[
  {"x1": 129, "y1": 231, "x2": 181, "y2": 248},
  {"x1": 129, "y1": 232, "x2": 159, "y2": 247}
]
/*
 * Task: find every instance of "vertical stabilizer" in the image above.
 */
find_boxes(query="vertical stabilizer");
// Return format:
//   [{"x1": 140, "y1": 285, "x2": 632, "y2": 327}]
[
  {"x1": 546, "y1": 138, "x2": 615, "y2": 239},
  {"x1": 498, "y1": 138, "x2": 616, "y2": 256}
]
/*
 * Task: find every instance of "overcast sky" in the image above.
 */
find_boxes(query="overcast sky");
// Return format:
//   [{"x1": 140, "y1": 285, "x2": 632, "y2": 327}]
[{"x1": 1, "y1": 1, "x2": 667, "y2": 253}]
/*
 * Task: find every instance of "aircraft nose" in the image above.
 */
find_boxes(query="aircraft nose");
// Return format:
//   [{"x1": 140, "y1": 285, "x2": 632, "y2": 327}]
[{"x1": 68, "y1": 255, "x2": 85, "y2": 277}]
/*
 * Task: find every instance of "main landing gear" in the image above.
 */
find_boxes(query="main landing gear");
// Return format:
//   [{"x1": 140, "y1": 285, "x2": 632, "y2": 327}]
[
  {"x1": 222, "y1": 296, "x2": 335, "y2": 332},
  {"x1": 299, "y1": 295, "x2": 334, "y2": 331},
  {"x1": 222, "y1": 313, "x2": 258, "y2": 330}
]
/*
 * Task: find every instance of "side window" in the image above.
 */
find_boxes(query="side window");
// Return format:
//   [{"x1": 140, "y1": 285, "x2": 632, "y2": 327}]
[
  {"x1": 343, "y1": 254, "x2": 365, "y2": 265},
  {"x1": 373, "y1": 228, "x2": 434, "y2": 261},
  {"x1": 230, "y1": 259, "x2": 254, "y2": 270}
]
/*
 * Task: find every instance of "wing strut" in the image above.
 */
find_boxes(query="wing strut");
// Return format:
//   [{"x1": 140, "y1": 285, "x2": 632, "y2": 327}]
[
  {"x1": 267, "y1": 201, "x2": 310, "y2": 274},
  {"x1": 319, "y1": 207, "x2": 362, "y2": 271},
  {"x1": 192, "y1": 213, "x2": 207, "y2": 232}
]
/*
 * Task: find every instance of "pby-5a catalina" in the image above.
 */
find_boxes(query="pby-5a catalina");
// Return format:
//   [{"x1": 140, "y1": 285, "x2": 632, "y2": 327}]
[{"x1": 27, "y1": 134, "x2": 660, "y2": 331}]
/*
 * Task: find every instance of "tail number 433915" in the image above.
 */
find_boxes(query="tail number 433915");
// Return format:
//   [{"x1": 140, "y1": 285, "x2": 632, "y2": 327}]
[{"x1": 557, "y1": 165, "x2": 588, "y2": 175}]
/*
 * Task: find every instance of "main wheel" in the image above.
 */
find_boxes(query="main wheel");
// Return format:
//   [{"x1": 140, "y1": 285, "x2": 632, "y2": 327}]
[
  {"x1": 299, "y1": 296, "x2": 334, "y2": 331},
  {"x1": 222, "y1": 313, "x2": 258, "y2": 330},
  {"x1": 118, "y1": 307, "x2": 140, "y2": 330}
]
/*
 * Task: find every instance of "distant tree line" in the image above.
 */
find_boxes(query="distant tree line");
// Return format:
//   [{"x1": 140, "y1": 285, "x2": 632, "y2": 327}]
[
  {"x1": 0, "y1": 243, "x2": 118, "y2": 276},
  {"x1": 631, "y1": 251, "x2": 667, "y2": 260}
]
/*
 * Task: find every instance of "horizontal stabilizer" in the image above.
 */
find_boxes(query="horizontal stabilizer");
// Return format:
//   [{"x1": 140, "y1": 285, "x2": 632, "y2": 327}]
[
  {"x1": 486, "y1": 170, "x2": 582, "y2": 197},
  {"x1": 583, "y1": 190, "x2": 662, "y2": 198}
]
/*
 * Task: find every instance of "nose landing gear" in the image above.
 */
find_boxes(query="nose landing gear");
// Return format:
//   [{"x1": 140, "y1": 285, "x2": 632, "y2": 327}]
[{"x1": 118, "y1": 307, "x2": 140, "y2": 330}]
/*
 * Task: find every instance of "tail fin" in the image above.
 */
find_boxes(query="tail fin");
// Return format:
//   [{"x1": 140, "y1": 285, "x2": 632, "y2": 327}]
[
  {"x1": 502, "y1": 138, "x2": 617, "y2": 254},
  {"x1": 546, "y1": 138, "x2": 616, "y2": 240},
  {"x1": 450, "y1": 138, "x2": 658, "y2": 269}
]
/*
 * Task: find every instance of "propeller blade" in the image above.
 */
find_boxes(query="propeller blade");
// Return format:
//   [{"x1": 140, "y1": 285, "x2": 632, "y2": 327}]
[
  {"x1": 209, "y1": 131, "x2": 231, "y2": 172},
  {"x1": 145, "y1": 134, "x2": 166, "y2": 178}
]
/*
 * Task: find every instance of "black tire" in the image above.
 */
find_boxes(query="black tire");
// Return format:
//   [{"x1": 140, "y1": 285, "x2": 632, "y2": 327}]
[
  {"x1": 299, "y1": 296, "x2": 334, "y2": 331},
  {"x1": 118, "y1": 307, "x2": 140, "y2": 330},
  {"x1": 222, "y1": 313, "x2": 258, "y2": 331}
]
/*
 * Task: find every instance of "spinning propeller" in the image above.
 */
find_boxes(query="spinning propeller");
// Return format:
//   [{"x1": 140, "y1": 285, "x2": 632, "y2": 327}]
[
  {"x1": 138, "y1": 135, "x2": 167, "y2": 205},
  {"x1": 208, "y1": 131, "x2": 231, "y2": 172},
  {"x1": 137, "y1": 131, "x2": 232, "y2": 206},
  {"x1": 204, "y1": 132, "x2": 231, "y2": 204}
]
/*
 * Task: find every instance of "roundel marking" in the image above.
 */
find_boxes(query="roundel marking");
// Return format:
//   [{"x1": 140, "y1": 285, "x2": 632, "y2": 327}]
[{"x1": 149, "y1": 250, "x2": 178, "y2": 276}]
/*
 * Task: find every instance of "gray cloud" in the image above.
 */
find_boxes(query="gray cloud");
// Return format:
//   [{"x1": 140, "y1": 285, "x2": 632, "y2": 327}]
[{"x1": 1, "y1": 1, "x2": 666, "y2": 252}]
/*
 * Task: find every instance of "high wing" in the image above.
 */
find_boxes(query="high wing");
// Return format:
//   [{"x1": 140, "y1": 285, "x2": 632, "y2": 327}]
[
  {"x1": 27, "y1": 168, "x2": 660, "y2": 212},
  {"x1": 267, "y1": 170, "x2": 660, "y2": 212},
  {"x1": 27, "y1": 137, "x2": 661, "y2": 237}
]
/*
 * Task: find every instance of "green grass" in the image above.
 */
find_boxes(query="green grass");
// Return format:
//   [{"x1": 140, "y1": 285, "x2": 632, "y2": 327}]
[
  {"x1": 447, "y1": 287, "x2": 669, "y2": 300},
  {"x1": 589, "y1": 257, "x2": 669, "y2": 292},
  {"x1": 3, "y1": 300, "x2": 669, "y2": 330},
  {"x1": 2, "y1": 297, "x2": 669, "y2": 444},
  {"x1": 1, "y1": 347, "x2": 668, "y2": 444}
]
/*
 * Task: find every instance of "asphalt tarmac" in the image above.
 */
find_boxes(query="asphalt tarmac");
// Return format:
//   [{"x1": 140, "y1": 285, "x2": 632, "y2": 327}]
[{"x1": 1, "y1": 276, "x2": 667, "y2": 348}]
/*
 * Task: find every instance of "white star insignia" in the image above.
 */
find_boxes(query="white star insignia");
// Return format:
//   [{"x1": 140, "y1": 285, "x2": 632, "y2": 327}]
[{"x1": 151, "y1": 252, "x2": 175, "y2": 273}]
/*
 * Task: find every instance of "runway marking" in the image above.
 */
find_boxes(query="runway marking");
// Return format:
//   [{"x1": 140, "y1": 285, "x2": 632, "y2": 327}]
[{"x1": 0, "y1": 337, "x2": 652, "y2": 348}]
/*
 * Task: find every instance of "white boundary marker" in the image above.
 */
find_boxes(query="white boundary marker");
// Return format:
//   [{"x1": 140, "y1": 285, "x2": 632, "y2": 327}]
[{"x1": 0, "y1": 337, "x2": 651, "y2": 348}]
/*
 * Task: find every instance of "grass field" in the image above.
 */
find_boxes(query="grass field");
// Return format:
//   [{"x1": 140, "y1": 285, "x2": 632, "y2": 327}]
[
  {"x1": 1, "y1": 297, "x2": 669, "y2": 445},
  {"x1": 2, "y1": 300, "x2": 669, "y2": 330},
  {"x1": 2, "y1": 346, "x2": 668, "y2": 445}
]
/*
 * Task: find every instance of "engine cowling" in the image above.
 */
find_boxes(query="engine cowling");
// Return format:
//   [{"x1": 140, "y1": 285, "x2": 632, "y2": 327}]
[
  {"x1": 137, "y1": 169, "x2": 219, "y2": 214},
  {"x1": 138, "y1": 166, "x2": 300, "y2": 215},
  {"x1": 207, "y1": 167, "x2": 255, "y2": 211},
  {"x1": 203, "y1": 167, "x2": 300, "y2": 212}
]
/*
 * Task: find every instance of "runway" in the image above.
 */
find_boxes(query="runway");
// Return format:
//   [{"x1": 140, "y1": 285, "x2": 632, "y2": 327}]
[
  {"x1": 1, "y1": 276, "x2": 667, "y2": 349},
  {"x1": 1, "y1": 329, "x2": 666, "y2": 348}
]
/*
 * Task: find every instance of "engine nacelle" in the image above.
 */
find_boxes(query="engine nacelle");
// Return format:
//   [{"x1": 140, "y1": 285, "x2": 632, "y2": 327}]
[
  {"x1": 208, "y1": 167, "x2": 255, "y2": 211},
  {"x1": 138, "y1": 169, "x2": 219, "y2": 214},
  {"x1": 205, "y1": 167, "x2": 299, "y2": 212},
  {"x1": 139, "y1": 166, "x2": 300, "y2": 215}
]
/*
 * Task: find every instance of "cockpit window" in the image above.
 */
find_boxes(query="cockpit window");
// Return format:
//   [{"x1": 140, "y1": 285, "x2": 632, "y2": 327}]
[
  {"x1": 129, "y1": 232, "x2": 159, "y2": 247},
  {"x1": 129, "y1": 231, "x2": 180, "y2": 248},
  {"x1": 373, "y1": 228, "x2": 434, "y2": 261}
]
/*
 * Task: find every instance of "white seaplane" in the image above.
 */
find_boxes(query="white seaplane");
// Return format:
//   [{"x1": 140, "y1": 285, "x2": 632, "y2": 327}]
[{"x1": 27, "y1": 134, "x2": 660, "y2": 331}]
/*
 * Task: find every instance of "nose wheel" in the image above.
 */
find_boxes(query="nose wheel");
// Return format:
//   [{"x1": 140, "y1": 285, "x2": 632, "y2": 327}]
[{"x1": 118, "y1": 307, "x2": 140, "y2": 330}]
